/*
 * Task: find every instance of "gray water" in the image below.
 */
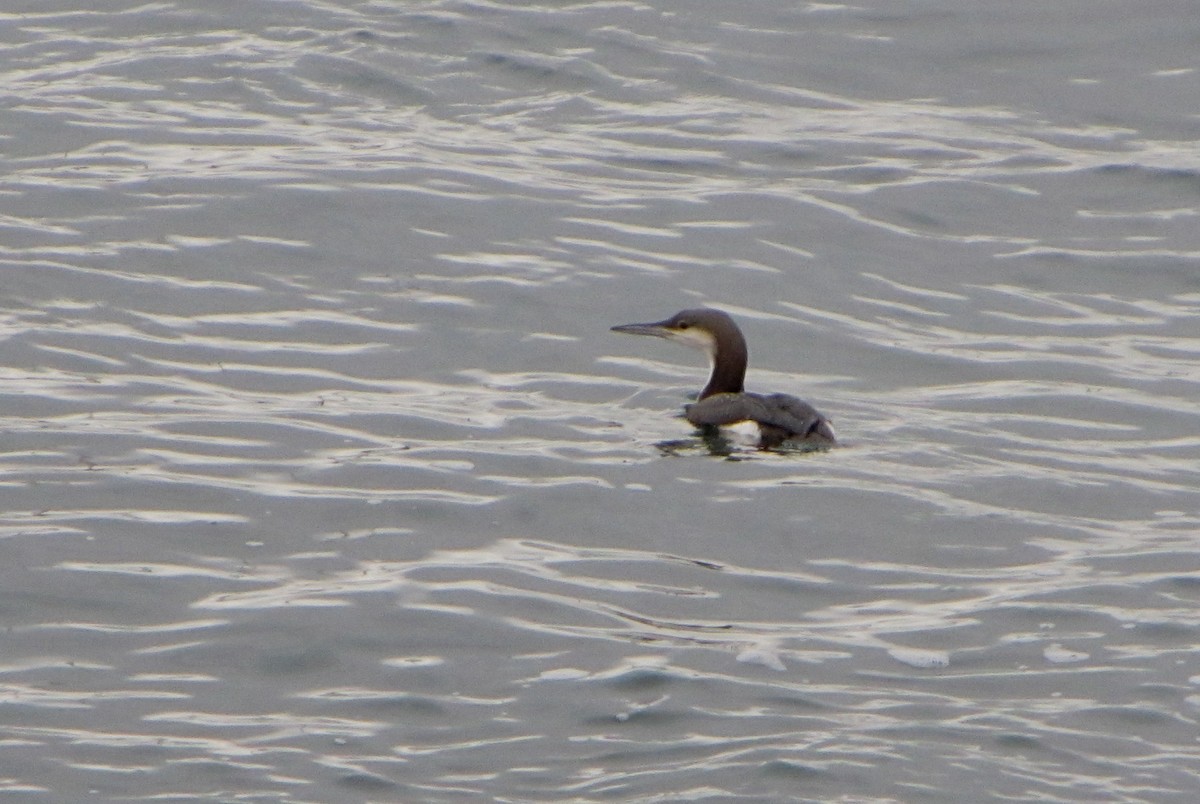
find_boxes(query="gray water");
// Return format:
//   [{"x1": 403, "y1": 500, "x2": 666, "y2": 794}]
[{"x1": 3, "y1": 1, "x2": 1200, "y2": 801}]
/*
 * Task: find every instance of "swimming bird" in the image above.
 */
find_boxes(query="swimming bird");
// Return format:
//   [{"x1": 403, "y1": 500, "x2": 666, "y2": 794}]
[{"x1": 611, "y1": 308, "x2": 836, "y2": 449}]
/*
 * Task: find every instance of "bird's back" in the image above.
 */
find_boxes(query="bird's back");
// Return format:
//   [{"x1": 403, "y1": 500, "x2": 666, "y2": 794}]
[{"x1": 685, "y1": 391, "x2": 836, "y2": 449}]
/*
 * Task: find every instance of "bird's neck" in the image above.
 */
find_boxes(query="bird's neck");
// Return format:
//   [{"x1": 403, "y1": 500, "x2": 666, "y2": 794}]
[{"x1": 700, "y1": 339, "x2": 747, "y2": 399}]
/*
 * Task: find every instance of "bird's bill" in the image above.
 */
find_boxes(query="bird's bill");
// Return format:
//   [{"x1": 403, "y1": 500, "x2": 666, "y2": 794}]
[{"x1": 610, "y1": 320, "x2": 673, "y2": 338}]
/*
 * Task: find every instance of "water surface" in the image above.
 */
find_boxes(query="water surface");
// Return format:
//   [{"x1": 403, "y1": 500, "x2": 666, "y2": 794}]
[{"x1": 2, "y1": 1, "x2": 1199, "y2": 800}]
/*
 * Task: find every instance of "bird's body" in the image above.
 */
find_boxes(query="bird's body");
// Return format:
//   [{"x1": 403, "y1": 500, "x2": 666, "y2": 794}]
[{"x1": 611, "y1": 308, "x2": 836, "y2": 450}]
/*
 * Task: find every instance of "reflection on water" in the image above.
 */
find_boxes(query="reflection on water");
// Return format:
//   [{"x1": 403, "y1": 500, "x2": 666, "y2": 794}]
[
  {"x1": 12, "y1": 533, "x2": 1198, "y2": 797},
  {"x1": 3, "y1": 0, "x2": 1200, "y2": 799}
]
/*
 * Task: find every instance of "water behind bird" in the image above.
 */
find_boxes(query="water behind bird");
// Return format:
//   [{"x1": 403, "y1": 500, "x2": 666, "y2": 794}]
[{"x1": 2, "y1": 1, "x2": 1199, "y2": 800}]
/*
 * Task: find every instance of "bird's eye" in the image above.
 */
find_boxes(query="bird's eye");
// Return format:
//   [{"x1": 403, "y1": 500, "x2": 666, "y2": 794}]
[{"x1": 678, "y1": 322, "x2": 689, "y2": 330}]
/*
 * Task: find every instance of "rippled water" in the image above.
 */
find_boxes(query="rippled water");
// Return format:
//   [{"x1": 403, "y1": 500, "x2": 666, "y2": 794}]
[{"x1": 3, "y1": 1, "x2": 1200, "y2": 800}]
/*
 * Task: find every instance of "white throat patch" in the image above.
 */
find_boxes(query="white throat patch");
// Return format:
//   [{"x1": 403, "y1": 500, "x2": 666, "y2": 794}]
[{"x1": 666, "y1": 327, "x2": 718, "y2": 359}]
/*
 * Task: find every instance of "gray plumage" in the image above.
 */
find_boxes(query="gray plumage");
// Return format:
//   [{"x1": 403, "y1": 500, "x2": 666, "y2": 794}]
[
  {"x1": 611, "y1": 308, "x2": 836, "y2": 449},
  {"x1": 685, "y1": 392, "x2": 836, "y2": 448}
]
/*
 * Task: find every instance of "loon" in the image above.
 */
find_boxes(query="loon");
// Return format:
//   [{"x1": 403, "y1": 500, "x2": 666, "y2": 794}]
[{"x1": 611, "y1": 308, "x2": 837, "y2": 449}]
